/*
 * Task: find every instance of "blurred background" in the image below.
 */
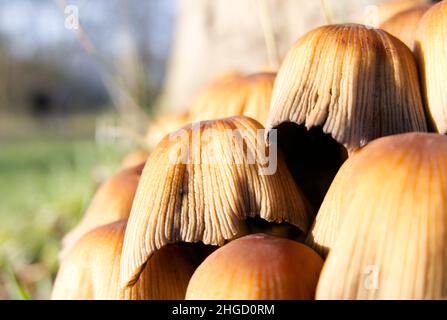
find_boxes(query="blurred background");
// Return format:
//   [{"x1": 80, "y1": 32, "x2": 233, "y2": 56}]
[{"x1": 0, "y1": 0, "x2": 433, "y2": 299}]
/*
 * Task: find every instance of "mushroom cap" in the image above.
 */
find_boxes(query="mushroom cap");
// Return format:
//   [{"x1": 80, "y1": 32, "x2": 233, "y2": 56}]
[
  {"x1": 380, "y1": 5, "x2": 431, "y2": 49},
  {"x1": 52, "y1": 220, "x2": 201, "y2": 300},
  {"x1": 267, "y1": 23, "x2": 427, "y2": 152},
  {"x1": 145, "y1": 111, "x2": 191, "y2": 150},
  {"x1": 120, "y1": 115, "x2": 311, "y2": 286},
  {"x1": 378, "y1": 0, "x2": 431, "y2": 23},
  {"x1": 415, "y1": 0, "x2": 447, "y2": 134},
  {"x1": 121, "y1": 150, "x2": 149, "y2": 169},
  {"x1": 185, "y1": 233, "x2": 323, "y2": 300},
  {"x1": 190, "y1": 72, "x2": 276, "y2": 125},
  {"x1": 312, "y1": 133, "x2": 447, "y2": 299},
  {"x1": 60, "y1": 163, "x2": 144, "y2": 260},
  {"x1": 307, "y1": 132, "x2": 447, "y2": 258}
]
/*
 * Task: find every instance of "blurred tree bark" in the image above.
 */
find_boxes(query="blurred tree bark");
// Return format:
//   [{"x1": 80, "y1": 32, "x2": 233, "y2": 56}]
[{"x1": 159, "y1": 0, "x2": 430, "y2": 112}]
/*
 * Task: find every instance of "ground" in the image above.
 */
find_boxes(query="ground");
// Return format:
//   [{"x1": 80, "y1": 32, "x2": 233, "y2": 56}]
[{"x1": 0, "y1": 136, "x2": 128, "y2": 299}]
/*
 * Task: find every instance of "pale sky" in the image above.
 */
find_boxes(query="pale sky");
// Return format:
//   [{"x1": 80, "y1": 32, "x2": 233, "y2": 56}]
[{"x1": 0, "y1": 0, "x2": 175, "y2": 61}]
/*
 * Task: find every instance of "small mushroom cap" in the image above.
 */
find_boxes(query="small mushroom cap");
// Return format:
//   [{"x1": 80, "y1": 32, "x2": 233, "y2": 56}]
[
  {"x1": 145, "y1": 111, "x2": 191, "y2": 150},
  {"x1": 185, "y1": 233, "x2": 323, "y2": 300},
  {"x1": 267, "y1": 23, "x2": 427, "y2": 152},
  {"x1": 120, "y1": 115, "x2": 311, "y2": 287},
  {"x1": 52, "y1": 220, "x2": 201, "y2": 300},
  {"x1": 121, "y1": 150, "x2": 149, "y2": 169},
  {"x1": 380, "y1": 5, "x2": 431, "y2": 49},
  {"x1": 415, "y1": 0, "x2": 447, "y2": 134},
  {"x1": 378, "y1": 0, "x2": 431, "y2": 23},
  {"x1": 60, "y1": 163, "x2": 144, "y2": 260},
  {"x1": 311, "y1": 133, "x2": 447, "y2": 299},
  {"x1": 190, "y1": 72, "x2": 276, "y2": 125}
]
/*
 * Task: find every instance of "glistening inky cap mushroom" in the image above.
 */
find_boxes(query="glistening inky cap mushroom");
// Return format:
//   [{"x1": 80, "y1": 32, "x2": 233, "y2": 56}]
[
  {"x1": 267, "y1": 23, "x2": 427, "y2": 151},
  {"x1": 186, "y1": 233, "x2": 323, "y2": 300},
  {"x1": 121, "y1": 150, "x2": 149, "y2": 169},
  {"x1": 265, "y1": 23, "x2": 427, "y2": 210},
  {"x1": 313, "y1": 133, "x2": 447, "y2": 299},
  {"x1": 52, "y1": 220, "x2": 203, "y2": 299},
  {"x1": 145, "y1": 111, "x2": 191, "y2": 150},
  {"x1": 380, "y1": 5, "x2": 431, "y2": 49},
  {"x1": 415, "y1": 0, "x2": 447, "y2": 133},
  {"x1": 120, "y1": 115, "x2": 311, "y2": 287},
  {"x1": 190, "y1": 72, "x2": 276, "y2": 125},
  {"x1": 60, "y1": 163, "x2": 144, "y2": 260},
  {"x1": 378, "y1": 0, "x2": 431, "y2": 23}
]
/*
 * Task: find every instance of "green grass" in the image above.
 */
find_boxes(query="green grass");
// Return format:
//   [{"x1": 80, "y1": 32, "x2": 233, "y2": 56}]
[{"x1": 0, "y1": 138, "x2": 127, "y2": 299}]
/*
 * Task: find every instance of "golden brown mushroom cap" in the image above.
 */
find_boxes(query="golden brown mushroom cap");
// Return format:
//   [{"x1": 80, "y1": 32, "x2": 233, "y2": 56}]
[
  {"x1": 378, "y1": 0, "x2": 431, "y2": 23},
  {"x1": 415, "y1": 1, "x2": 447, "y2": 134},
  {"x1": 145, "y1": 111, "x2": 191, "y2": 150},
  {"x1": 267, "y1": 23, "x2": 427, "y2": 152},
  {"x1": 189, "y1": 72, "x2": 276, "y2": 125},
  {"x1": 121, "y1": 150, "x2": 149, "y2": 169},
  {"x1": 185, "y1": 233, "x2": 323, "y2": 300},
  {"x1": 52, "y1": 220, "x2": 201, "y2": 300},
  {"x1": 120, "y1": 115, "x2": 311, "y2": 286},
  {"x1": 311, "y1": 133, "x2": 447, "y2": 299},
  {"x1": 380, "y1": 5, "x2": 431, "y2": 49},
  {"x1": 60, "y1": 163, "x2": 144, "y2": 260}
]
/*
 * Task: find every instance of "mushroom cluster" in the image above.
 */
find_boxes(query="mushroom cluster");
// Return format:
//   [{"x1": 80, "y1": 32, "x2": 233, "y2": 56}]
[{"x1": 53, "y1": 0, "x2": 447, "y2": 300}]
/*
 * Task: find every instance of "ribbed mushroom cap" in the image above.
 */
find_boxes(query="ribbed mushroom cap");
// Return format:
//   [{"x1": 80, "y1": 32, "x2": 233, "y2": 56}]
[
  {"x1": 52, "y1": 220, "x2": 203, "y2": 300},
  {"x1": 380, "y1": 5, "x2": 431, "y2": 49},
  {"x1": 415, "y1": 1, "x2": 447, "y2": 134},
  {"x1": 378, "y1": 0, "x2": 431, "y2": 23},
  {"x1": 185, "y1": 233, "x2": 323, "y2": 300},
  {"x1": 190, "y1": 72, "x2": 276, "y2": 125},
  {"x1": 313, "y1": 133, "x2": 447, "y2": 299},
  {"x1": 267, "y1": 23, "x2": 427, "y2": 152},
  {"x1": 145, "y1": 111, "x2": 191, "y2": 150},
  {"x1": 120, "y1": 115, "x2": 311, "y2": 286},
  {"x1": 60, "y1": 163, "x2": 144, "y2": 260}
]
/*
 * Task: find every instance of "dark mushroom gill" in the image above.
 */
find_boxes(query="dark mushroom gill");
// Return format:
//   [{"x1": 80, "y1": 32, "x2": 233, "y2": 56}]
[{"x1": 274, "y1": 122, "x2": 348, "y2": 213}]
